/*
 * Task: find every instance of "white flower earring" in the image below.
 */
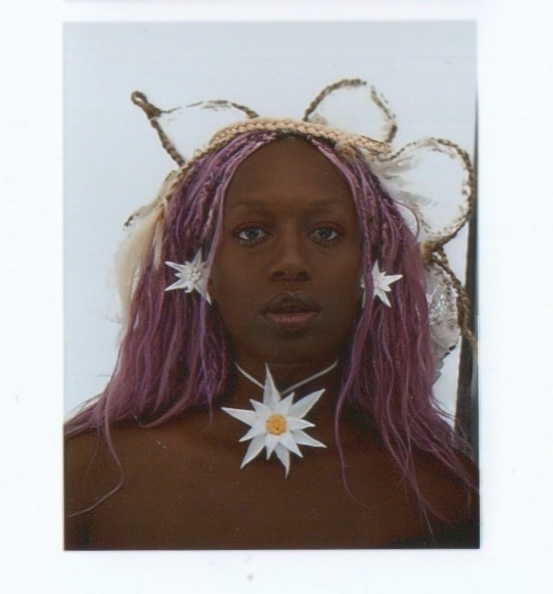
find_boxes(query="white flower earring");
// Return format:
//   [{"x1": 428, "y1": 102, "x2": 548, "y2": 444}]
[
  {"x1": 165, "y1": 249, "x2": 212, "y2": 304},
  {"x1": 360, "y1": 261, "x2": 403, "y2": 308}
]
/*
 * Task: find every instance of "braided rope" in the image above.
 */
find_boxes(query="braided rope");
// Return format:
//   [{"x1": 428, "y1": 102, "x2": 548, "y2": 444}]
[
  {"x1": 131, "y1": 91, "x2": 186, "y2": 166},
  {"x1": 302, "y1": 78, "x2": 366, "y2": 121},
  {"x1": 129, "y1": 86, "x2": 474, "y2": 259},
  {"x1": 128, "y1": 82, "x2": 477, "y2": 357},
  {"x1": 378, "y1": 137, "x2": 475, "y2": 250},
  {"x1": 209, "y1": 118, "x2": 390, "y2": 154},
  {"x1": 187, "y1": 99, "x2": 259, "y2": 119},
  {"x1": 154, "y1": 117, "x2": 392, "y2": 201},
  {"x1": 369, "y1": 87, "x2": 397, "y2": 144}
]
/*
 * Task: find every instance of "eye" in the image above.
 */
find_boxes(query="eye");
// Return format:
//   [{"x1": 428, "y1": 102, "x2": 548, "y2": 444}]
[
  {"x1": 310, "y1": 225, "x2": 343, "y2": 244},
  {"x1": 234, "y1": 225, "x2": 269, "y2": 245}
]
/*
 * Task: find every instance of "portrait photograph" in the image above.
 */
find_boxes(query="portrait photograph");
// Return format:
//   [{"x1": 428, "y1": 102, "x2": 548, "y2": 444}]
[
  {"x1": 64, "y1": 20, "x2": 478, "y2": 551},
  {"x1": 4, "y1": 0, "x2": 553, "y2": 591}
]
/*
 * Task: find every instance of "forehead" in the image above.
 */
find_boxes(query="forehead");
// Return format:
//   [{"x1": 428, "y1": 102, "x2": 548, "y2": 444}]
[{"x1": 224, "y1": 137, "x2": 353, "y2": 210}]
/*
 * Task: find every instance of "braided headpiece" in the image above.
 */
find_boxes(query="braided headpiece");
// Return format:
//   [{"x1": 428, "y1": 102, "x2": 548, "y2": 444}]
[{"x1": 125, "y1": 79, "x2": 476, "y2": 366}]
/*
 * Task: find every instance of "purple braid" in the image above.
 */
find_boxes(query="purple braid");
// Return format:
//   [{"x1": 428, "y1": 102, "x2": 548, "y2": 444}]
[{"x1": 66, "y1": 130, "x2": 475, "y2": 518}]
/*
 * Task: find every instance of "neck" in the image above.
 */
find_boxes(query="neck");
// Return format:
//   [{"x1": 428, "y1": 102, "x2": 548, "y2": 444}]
[
  {"x1": 225, "y1": 357, "x2": 343, "y2": 414},
  {"x1": 236, "y1": 360, "x2": 338, "y2": 395},
  {"x1": 234, "y1": 352, "x2": 342, "y2": 387}
]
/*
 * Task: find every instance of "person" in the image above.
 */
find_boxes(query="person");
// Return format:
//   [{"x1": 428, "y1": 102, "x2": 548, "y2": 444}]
[{"x1": 64, "y1": 80, "x2": 478, "y2": 550}]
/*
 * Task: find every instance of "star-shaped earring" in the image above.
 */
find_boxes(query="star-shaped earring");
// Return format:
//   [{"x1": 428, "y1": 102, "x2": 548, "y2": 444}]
[
  {"x1": 360, "y1": 261, "x2": 403, "y2": 308},
  {"x1": 165, "y1": 249, "x2": 211, "y2": 304}
]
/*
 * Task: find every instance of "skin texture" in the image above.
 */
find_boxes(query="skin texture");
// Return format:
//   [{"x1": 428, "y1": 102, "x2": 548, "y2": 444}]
[
  {"x1": 210, "y1": 137, "x2": 362, "y2": 390},
  {"x1": 65, "y1": 138, "x2": 478, "y2": 550},
  {"x1": 65, "y1": 405, "x2": 477, "y2": 550}
]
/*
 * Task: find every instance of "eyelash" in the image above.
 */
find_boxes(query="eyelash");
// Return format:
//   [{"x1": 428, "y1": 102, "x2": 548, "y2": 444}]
[
  {"x1": 310, "y1": 225, "x2": 342, "y2": 245},
  {"x1": 232, "y1": 224, "x2": 344, "y2": 246},
  {"x1": 234, "y1": 226, "x2": 269, "y2": 245}
]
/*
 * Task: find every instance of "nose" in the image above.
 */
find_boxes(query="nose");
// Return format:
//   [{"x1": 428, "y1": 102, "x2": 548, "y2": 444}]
[{"x1": 268, "y1": 229, "x2": 311, "y2": 282}]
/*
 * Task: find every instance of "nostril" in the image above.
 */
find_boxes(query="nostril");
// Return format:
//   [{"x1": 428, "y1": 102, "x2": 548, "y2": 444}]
[{"x1": 271, "y1": 270, "x2": 310, "y2": 282}]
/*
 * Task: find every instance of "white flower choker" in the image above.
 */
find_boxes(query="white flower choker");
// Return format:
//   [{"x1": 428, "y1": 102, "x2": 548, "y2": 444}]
[
  {"x1": 235, "y1": 360, "x2": 338, "y2": 396},
  {"x1": 222, "y1": 364, "x2": 336, "y2": 477}
]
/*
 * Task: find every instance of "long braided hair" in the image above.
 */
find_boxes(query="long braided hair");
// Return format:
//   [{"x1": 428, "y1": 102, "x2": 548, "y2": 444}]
[{"x1": 66, "y1": 129, "x2": 475, "y2": 518}]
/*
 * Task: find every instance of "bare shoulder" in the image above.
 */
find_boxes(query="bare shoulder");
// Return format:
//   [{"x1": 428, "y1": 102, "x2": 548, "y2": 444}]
[
  {"x1": 64, "y1": 429, "x2": 114, "y2": 549},
  {"x1": 65, "y1": 414, "x2": 210, "y2": 499},
  {"x1": 64, "y1": 425, "x2": 129, "y2": 549},
  {"x1": 334, "y1": 420, "x2": 479, "y2": 547},
  {"x1": 64, "y1": 412, "x2": 479, "y2": 549},
  {"x1": 409, "y1": 446, "x2": 479, "y2": 543},
  {"x1": 65, "y1": 411, "x2": 226, "y2": 550}
]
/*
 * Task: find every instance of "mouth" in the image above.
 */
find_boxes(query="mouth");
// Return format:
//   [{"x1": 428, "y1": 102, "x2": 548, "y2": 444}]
[{"x1": 261, "y1": 292, "x2": 321, "y2": 332}]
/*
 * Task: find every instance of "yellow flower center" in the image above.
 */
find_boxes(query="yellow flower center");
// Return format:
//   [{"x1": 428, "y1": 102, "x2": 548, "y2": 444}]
[{"x1": 265, "y1": 414, "x2": 287, "y2": 436}]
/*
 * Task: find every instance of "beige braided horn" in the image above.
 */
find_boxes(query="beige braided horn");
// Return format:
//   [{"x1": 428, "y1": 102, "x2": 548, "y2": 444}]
[{"x1": 131, "y1": 91, "x2": 186, "y2": 167}]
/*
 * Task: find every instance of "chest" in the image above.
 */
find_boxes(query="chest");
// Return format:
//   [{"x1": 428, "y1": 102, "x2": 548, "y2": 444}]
[{"x1": 84, "y1": 442, "x2": 427, "y2": 549}]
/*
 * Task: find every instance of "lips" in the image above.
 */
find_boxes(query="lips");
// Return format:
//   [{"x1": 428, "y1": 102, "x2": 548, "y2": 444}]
[{"x1": 261, "y1": 292, "x2": 321, "y2": 331}]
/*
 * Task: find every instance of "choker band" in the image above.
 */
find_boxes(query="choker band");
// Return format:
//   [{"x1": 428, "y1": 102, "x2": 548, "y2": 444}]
[{"x1": 235, "y1": 360, "x2": 338, "y2": 396}]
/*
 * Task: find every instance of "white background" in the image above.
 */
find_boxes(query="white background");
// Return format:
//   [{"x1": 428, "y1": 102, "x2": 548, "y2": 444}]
[
  {"x1": 63, "y1": 21, "x2": 475, "y2": 419},
  {"x1": 2, "y1": 1, "x2": 553, "y2": 593}
]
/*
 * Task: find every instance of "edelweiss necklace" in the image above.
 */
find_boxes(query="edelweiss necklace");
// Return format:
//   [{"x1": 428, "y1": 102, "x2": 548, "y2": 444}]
[{"x1": 221, "y1": 361, "x2": 337, "y2": 477}]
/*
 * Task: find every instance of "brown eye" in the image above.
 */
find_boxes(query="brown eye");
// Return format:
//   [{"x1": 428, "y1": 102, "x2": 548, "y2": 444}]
[
  {"x1": 311, "y1": 226, "x2": 342, "y2": 243},
  {"x1": 235, "y1": 226, "x2": 268, "y2": 245}
]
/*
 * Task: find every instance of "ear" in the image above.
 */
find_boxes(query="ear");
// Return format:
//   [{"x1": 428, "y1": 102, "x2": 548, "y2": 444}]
[{"x1": 207, "y1": 276, "x2": 217, "y2": 303}]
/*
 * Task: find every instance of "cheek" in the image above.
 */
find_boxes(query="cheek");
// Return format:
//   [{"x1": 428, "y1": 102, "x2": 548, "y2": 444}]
[
  {"x1": 209, "y1": 248, "x2": 233, "y2": 301},
  {"x1": 327, "y1": 256, "x2": 363, "y2": 314},
  {"x1": 316, "y1": 258, "x2": 362, "y2": 319},
  {"x1": 323, "y1": 281, "x2": 361, "y2": 329},
  {"x1": 323, "y1": 250, "x2": 362, "y2": 296},
  {"x1": 209, "y1": 256, "x2": 259, "y2": 329}
]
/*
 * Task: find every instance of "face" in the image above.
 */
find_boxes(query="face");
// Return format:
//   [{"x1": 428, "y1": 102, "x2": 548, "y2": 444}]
[{"x1": 210, "y1": 137, "x2": 362, "y2": 374}]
